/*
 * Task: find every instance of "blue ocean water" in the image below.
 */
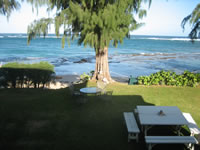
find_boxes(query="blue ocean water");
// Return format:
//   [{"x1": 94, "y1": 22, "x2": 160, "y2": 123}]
[{"x1": 0, "y1": 33, "x2": 200, "y2": 77}]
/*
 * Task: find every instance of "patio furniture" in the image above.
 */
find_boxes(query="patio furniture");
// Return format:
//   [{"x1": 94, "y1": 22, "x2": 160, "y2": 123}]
[
  {"x1": 69, "y1": 84, "x2": 81, "y2": 96},
  {"x1": 100, "y1": 90, "x2": 113, "y2": 96},
  {"x1": 136, "y1": 106, "x2": 188, "y2": 136},
  {"x1": 183, "y1": 112, "x2": 200, "y2": 144},
  {"x1": 80, "y1": 87, "x2": 102, "y2": 94},
  {"x1": 98, "y1": 90, "x2": 113, "y2": 102},
  {"x1": 183, "y1": 113, "x2": 200, "y2": 136},
  {"x1": 69, "y1": 84, "x2": 87, "y2": 104},
  {"x1": 97, "y1": 81, "x2": 107, "y2": 93},
  {"x1": 123, "y1": 112, "x2": 140, "y2": 142},
  {"x1": 128, "y1": 76, "x2": 137, "y2": 85},
  {"x1": 145, "y1": 136, "x2": 198, "y2": 150},
  {"x1": 133, "y1": 108, "x2": 140, "y2": 123}
]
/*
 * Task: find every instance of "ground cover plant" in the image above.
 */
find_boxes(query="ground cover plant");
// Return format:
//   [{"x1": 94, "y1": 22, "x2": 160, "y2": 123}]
[{"x1": 138, "y1": 70, "x2": 200, "y2": 87}]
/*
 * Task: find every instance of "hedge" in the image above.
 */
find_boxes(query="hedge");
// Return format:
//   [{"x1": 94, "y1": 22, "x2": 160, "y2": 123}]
[{"x1": 0, "y1": 62, "x2": 55, "y2": 88}]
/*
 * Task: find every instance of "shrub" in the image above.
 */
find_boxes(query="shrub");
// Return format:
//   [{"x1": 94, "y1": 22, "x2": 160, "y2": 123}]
[
  {"x1": 0, "y1": 62, "x2": 55, "y2": 88},
  {"x1": 2, "y1": 62, "x2": 54, "y2": 72},
  {"x1": 137, "y1": 70, "x2": 200, "y2": 87},
  {"x1": 80, "y1": 71, "x2": 94, "y2": 82},
  {"x1": 80, "y1": 73, "x2": 91, "y2": 82}
]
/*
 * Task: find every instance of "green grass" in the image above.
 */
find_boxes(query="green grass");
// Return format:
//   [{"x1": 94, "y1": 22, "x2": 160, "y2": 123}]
[{"x1": 0, "y1": 82, "x2": 199, "y2": 150}]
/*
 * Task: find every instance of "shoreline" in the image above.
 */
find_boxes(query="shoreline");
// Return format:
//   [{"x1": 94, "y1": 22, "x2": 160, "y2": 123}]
[
  {"x1": 48, "y1": 74, "x2": 129, "y2": 89},
  {"x1": 55, "y1": 74, "x2": 81, "y2": 83},
  {"x1": 1, "y1": 34, "x2": 200, "y2": 79},
  {"x1": 55, "y1": 74, "x2": 129, "y2": 84}
]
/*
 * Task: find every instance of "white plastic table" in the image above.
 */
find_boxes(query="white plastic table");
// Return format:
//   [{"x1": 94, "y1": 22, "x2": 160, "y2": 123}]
[
  {"x1": 80, "y1": 87, "x2": 102, "y2": 94},
  {"x1": 136, "y1": 106, "x2": 188, "y2": 135}
]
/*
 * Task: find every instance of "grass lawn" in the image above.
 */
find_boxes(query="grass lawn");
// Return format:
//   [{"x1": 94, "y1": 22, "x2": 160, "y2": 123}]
[{"x1": 0, "y1": 81, "x2": 199, "y2": 150}]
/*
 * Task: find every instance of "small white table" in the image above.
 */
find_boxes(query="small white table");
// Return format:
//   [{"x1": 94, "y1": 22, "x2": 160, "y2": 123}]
[
  {"x1": 137, "y1": 106, "x2": 188, "y2": 135},
  {"x1": 80, "y1": 87, "x2": 102, "y2": 94}
]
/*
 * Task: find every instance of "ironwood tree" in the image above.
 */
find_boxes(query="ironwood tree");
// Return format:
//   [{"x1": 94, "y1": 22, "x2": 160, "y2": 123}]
[
  {"x1": 182, "y1": 3, "x2": 200, "y2": 40},
  {"x1": 1, "y1": 0, "x2": 151, "y2": 82},
  {"x1": 0, "y1": 0, "x2": 20, "y2": 18}
]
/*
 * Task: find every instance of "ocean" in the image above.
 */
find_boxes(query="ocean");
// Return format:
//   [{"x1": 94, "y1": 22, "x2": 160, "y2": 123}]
[{"x1": 0, "y1": 33, "x2": 200, "y2": 78}]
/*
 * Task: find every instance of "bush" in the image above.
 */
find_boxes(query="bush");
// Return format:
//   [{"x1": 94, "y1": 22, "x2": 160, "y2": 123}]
[
  {"x1": 0, "y1": 62, "x2": 55, "y2": 88},
  {"x1": 80, "y1": 71, "x2": 94, "y2": 82},
  {"x1": 137, "y1": 70, "x2": 200, "y2": 87},
  {"x1": 2, "y1": 62, "x2": 54, "y2": 72}
]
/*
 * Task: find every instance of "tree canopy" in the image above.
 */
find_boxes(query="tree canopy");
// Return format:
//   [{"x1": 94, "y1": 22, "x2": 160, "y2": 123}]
[
  {"x1": 0, "y1": 0, "x2": 152, "y2": 50},
  {"x1": 27, "y1": 0, "x2": 151, "y2": 49},
  {"x1": 0, "y1": 0, "x2": 20, "y2": 18},
  {"x1": 182, "y1": 3, "x2": 200, "y2": 40}
]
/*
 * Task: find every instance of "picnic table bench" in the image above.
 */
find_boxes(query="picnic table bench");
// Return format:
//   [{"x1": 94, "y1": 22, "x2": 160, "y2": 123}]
[
  {"x1": 145, "y1": 136, "x2": 198, "y2": 150},
  {"x1": 183, "y1": 113, "x2": 200, "y2": 136},
  {"x1": 183, "y1": 112, "x2": 200, "y2": 144},
  {"x1": 123, "y1": 112, "x2": 140, "y2": 142}
]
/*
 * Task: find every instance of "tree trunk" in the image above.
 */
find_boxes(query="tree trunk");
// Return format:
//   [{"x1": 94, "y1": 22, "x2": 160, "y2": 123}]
[{"x1": 92, "y1": 47, "x2": 114, "y2": 83}]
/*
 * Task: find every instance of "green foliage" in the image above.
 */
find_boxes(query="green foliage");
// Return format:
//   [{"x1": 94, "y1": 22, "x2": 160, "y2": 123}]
[
  {"x1": 0, "y1": 0, "x2": 20, "y2": 18},
  {"x1": 182, "y1": 3, "x2": 200, "y2": 40},
  {"x1": 27, "y1": 0, "x2": 151, "y2": 50},
  {"x1": 80, "y1": 73, "x2": 90, "y2": 82},
  {"x1": 80, "y1": 71, "x2": 94, "y2": 82},
  {"x1": 2, "y1": 61, "x2": 54, "y2": 72},
  {"x1": 27, "y1": 18, "x2": 53, "y2": 44},
  {"x1": 0, "y1": 62, "x2": 55, "y2": 88},
  {"x1": 137, "y1": 70, "x2": 200, "y2": 87}
]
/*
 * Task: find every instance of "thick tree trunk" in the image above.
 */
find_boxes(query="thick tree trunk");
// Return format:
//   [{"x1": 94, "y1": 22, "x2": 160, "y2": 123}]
[{"x1": 92, "y1": 47, "x2": 114, "y2": 83}]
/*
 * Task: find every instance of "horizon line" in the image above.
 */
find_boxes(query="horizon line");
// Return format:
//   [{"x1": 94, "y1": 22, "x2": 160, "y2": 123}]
[{"x1": 0, "y1": 33, "x2": 189, "y2": 37}]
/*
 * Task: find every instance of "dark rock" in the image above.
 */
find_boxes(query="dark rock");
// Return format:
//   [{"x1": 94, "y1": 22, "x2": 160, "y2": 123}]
[
  {"x1": 60, "y1": 58, "x2": 68, "y2": 63},
  {"x1": 74, "y1": 59, "x2": 88, "y2": 63}
]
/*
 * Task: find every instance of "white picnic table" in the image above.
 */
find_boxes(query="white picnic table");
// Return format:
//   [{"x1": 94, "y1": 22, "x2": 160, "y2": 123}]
[{"x1": 136, "y1": 106, "x2": 188, "y2": 136}]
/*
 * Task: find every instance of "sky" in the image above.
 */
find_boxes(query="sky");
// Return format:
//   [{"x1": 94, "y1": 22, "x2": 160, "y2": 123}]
[{"x1": 0, "y1": 0, "x2": 199, "y2": 36}]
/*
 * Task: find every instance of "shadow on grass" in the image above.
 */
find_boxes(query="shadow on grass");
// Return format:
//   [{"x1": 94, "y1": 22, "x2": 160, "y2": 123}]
[
  {"x1": 0, "y1": 67, "x2": 54, "y2": 88},
  {"x1": 0, "y1": 86, "x2": 199, "y2": 150}
]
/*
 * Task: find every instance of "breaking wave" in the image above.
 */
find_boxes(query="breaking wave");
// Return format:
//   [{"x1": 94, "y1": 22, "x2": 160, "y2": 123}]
[
  {"x1": 0, "y1": 57, "x2": 44, "y2": 63},
  {"x1": 135, "y1": 37, "x2": 200, "y2": 41},
  {"x1": 147, "y1": 37, "x2": 200, "y2": 41}
]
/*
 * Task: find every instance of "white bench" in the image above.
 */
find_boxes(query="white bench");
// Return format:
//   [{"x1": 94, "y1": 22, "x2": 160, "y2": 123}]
[
  {"x1": 145, "y1": 136, "x2": 198, "y2": 150},
  {"x1": 123, "y1": 112, "x2": 140, "y2": 142},
  {"x1": 183, "y1": 112, "x2": 200, "y2": 144},
  {"x1": 183, "y1": 113, "x2": 200, "y2": 135}
]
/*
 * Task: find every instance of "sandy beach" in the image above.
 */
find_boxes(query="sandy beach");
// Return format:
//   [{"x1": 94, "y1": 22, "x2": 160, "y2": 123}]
[
  {"x1": 55, "y1": 74, "x2": 129, "y2": 83},
  {"x1": 55, "y1": 75, "x2": 81, "y2": 83},
  {"x1": 47, "y1": 75, "x2": 81, "y2": 89},
  {"x1": 47, "y1": 74, "x2": 129, "y2": 89},
  {"x1": 0, "y1": 73, "x2": 129, "y2": 89}
]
